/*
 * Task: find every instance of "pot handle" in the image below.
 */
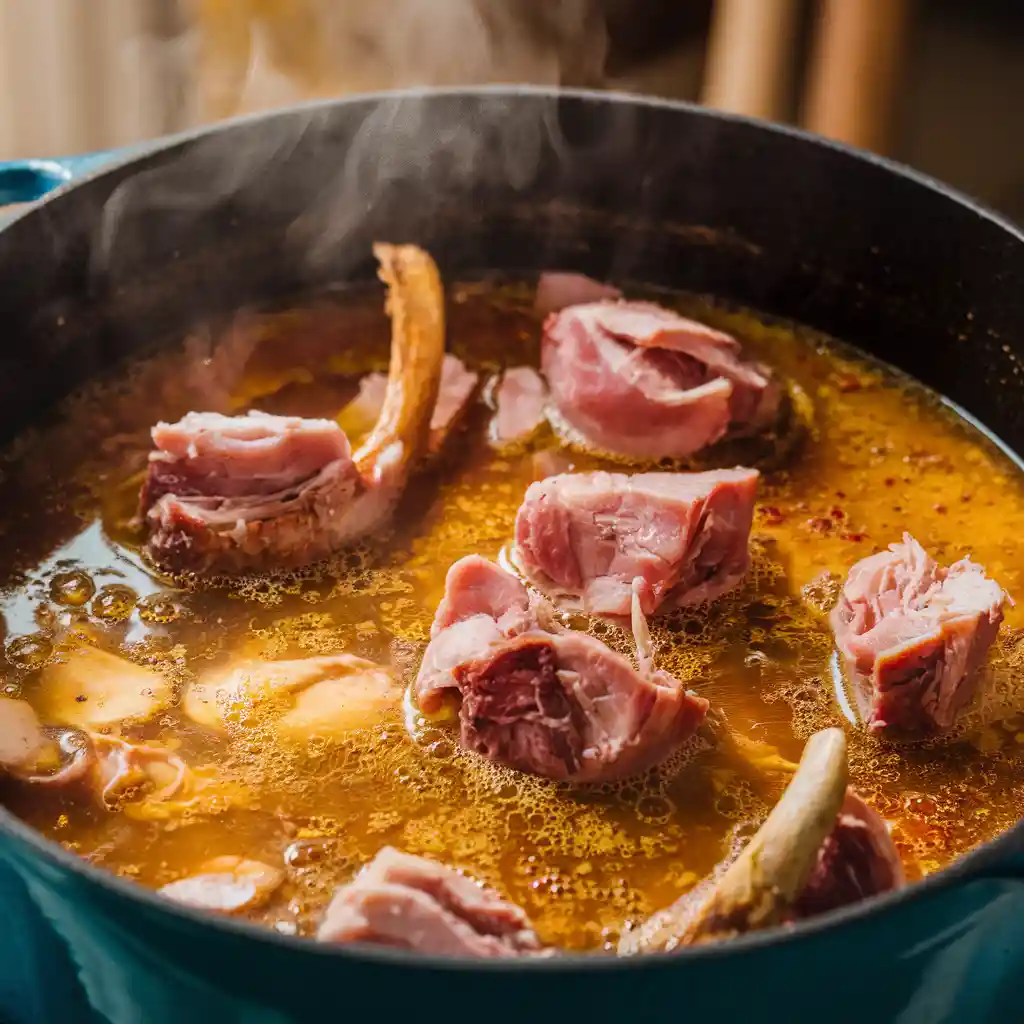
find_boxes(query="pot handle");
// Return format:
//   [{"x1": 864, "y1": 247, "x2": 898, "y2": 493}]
[
  {"x1": 0, "y1": 153, "x2": 117, "y2": 205},
  {"x1": 0, "y1": 145, "x2": 154, "y2": 227}
]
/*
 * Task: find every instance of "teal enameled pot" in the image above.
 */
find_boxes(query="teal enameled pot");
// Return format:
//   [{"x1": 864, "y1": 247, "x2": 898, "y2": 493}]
[{"x1": 0, "y1": 88, "x2": 1022, "y2": 1024}]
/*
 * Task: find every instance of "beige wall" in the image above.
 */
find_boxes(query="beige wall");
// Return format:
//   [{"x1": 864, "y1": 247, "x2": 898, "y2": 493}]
[{"x1": 0, "y1": 1, "x2": 1022, "y2": 220}]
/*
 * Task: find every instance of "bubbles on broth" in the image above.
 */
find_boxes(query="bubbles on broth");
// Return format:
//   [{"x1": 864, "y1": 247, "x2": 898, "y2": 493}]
[{"x1": 1, "y1": 282, "x2": 1024, "y2": 949}]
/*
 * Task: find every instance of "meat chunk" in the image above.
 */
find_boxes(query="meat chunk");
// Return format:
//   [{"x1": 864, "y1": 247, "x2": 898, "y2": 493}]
[
  {"x1": 621, "y1": 728, "x2": 903, "y2": 953},
  {"x1": 514, "y1": 467, "x2": 758, "y2": 616},
  {"x1": 140, "y1": 411, "x2": 372, "y2": 574},
  {"x1": 416, "y1": 556, "x2": 535, "y2": 714},
  {"x1": 159, "y1": 857, "x2": 284, "y2": 913},
  {"x1": 141, "y1": 411, "x2": 354, "y2": 505},
  {"x1": 431, "y1": 554, "x2": 533, "y2": 635},
  {"x1": 542, "y1": 300, "x2": 780, "y2": 460},
  {"x1": 534, "y1": 272, "x2": 622, "y2": 316},
  {"x1": 794, "y1": 790, "x2": 904, "y2": 918},
  {"x1": 456, "y1": 630, "x2": 708, "y2": 782},
  {"x1": 139, "y1": 243, "x2": 446, "y2": 575},
  {"x1": 415, "y1": 556, "x2": 708, "y2": 782},
  {"x1": 317, "y1": 846, "x2": 542, "y2": 956},
  {"x1": 485, "y1": 366, "x2": 548, "y2": 447},
  {"x1": 830, "y1": 534, "x2": 1007, "y2": 735},
  {"x1": 341, "y1": 353, "x2": 479, "y2": 455}
]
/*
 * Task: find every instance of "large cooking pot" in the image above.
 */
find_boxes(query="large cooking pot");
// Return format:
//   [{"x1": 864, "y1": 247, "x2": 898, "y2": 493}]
[{"x1": 0, "y1": 88, "x2": 1023, "y2": 1024}]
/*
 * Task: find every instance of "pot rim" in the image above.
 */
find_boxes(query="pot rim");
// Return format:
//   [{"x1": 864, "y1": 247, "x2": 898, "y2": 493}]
[{"x1": 2, "y1": 84, "x2": 1022, "y2": 972}]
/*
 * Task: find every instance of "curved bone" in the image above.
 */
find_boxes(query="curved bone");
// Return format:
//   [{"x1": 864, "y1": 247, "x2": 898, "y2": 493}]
[
  {"x1": 625, "y1": 727, "x2": 848, "y2": 952},
  {"x1": 355, "y1": 243, "x2": 446, "y2": 479}
]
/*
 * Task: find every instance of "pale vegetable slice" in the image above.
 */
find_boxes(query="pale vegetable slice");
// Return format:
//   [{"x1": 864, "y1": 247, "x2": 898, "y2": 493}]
[
  {"x1": 0, "y1": 698, "x2": 92, "y2": 786},
  {"x1": 184, "y1": 653, "x2": 399, "y2": 739},
  {"x1": 276, "y1": 666, "x2": 397, "y2": 741},
  {"x1": 121, "y1": 766, "x2": 252, "y2": 823},
  {"x1": 0, "y1": 697, "x2": 51, "y2": 769},
  {"x1": 158, "y1": 856, "x2": 284, "y2": 913},
  {"x1": 37, "y1": 645, "x2": 172, "y2": 728}
]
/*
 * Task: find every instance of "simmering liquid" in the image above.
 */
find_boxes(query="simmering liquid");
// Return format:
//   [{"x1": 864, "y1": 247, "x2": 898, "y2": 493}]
[{"x1": 2, "y1": 282, "x2": 1023, "y2": 951}]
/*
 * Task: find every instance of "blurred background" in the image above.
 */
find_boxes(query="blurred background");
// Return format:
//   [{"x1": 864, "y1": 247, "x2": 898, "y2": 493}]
[{"x1": 0, "y1": 0, "x2": 1022, "y2": 220}]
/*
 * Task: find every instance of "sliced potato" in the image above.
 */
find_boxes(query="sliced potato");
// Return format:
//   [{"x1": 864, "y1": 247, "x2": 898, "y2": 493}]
[
  {"x1": 0, "y1": 697, "x2": 51, "y2": 769},
  {"x1": 158, "y1": 856, "x2": 284, "y2": 913},
  {"x1": 37, "y1": 645, "x2": 172, "y2": 729},
  {"x1": 277, "y1": 666, "x2": 396, "y2": 741},
  {"x1": 184, "y1": 654, "x2": 398, "y2": 740}
]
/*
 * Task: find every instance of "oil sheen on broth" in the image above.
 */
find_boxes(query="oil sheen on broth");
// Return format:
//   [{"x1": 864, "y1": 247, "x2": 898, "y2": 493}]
[{"x1": 1, "y1": 283, "x2": 1023, "y2": 952}]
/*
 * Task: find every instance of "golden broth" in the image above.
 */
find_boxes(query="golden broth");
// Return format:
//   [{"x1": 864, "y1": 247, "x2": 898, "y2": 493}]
[{"x1": 2, "y1": 282, "x2": 1024, "y2": 952}]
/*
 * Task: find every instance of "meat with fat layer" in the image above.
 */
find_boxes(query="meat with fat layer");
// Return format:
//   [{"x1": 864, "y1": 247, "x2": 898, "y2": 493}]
[
  {"x1": 542, "y1": 300, "x2": 780, "y2": 460},
  {"x1": 140, "y1": 410, "x2": 372, "y2": 574},
  {"x1": 830, "y1": 533, "x2": 1007, "y2": 735},
  {"x1": 455, "y1": 629, "x2": 708, "y2": 782},
  {"x1": 138, "y1": 243, "x2": 446, "y2": 575},
  {"x1": 514, "y1": 467, "x2": 758, "y2": 616},
  {"x1": 317, "y1": 846, "x2": 542, "y2": 956},
  {"x1": 415, "y1": 556, "x2": 708, "y2": 782}
]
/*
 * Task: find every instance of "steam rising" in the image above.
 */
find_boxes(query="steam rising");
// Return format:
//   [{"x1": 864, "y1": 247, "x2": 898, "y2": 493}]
[{"x1": 92, "y1": 1, "x2": 611, "y2": 287}]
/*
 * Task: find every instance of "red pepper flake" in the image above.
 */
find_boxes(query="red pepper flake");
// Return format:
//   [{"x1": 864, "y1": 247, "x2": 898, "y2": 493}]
[
  {"x1": 835, "y1": 491, "x2": 847, "y2": 499},
  {"x1": 829, "y1": 506, "x2": 846, "y2": 520},
  {"x1": 835, "y1": 374, "x2": 862, "y2": 393},
  {"x1": 759, "y1": 505, "x2": 785, "y2": 525},
  {"x1": 841, "y1": 532, "x2": 867, "y2": 542},
  {"x1": 934, "y1": 503, "x2": 947, "y2": 514},
  {"x1": 884, "y1": 477, "x2": 895, "y2": 487},
  {"x1": 806, "y1": 517, "x2": 832, "y2": 533},
  {"x1": 961, "y1": 494, "x2": 972, "y2": 503}
]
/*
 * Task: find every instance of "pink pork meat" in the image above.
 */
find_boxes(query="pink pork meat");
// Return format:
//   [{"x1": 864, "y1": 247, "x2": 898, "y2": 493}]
[
  {"x1": 318, "y1": 846, "x2": 543, "y2": 956},
  {"x1": 830, "y1": 533, "x2": 1007, "y2": 735},
  {"x1": 415, "y1": 556, "x2": 708, "y2": 783},
  {"x1": 542, "y1": 300, "x2": 780, "y2": 460},
  {"x1": 514, "y1": 467, "x2": 758, "y2": 616}
]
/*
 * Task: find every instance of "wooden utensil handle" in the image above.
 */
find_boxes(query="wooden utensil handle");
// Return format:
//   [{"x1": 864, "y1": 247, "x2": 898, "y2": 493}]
[
  {"x1": 802, "y1": 0, "x2": 915, "y2": 154},
  {"x1": 702, "y1": 0, "x2": 802, "y2": 121}
]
